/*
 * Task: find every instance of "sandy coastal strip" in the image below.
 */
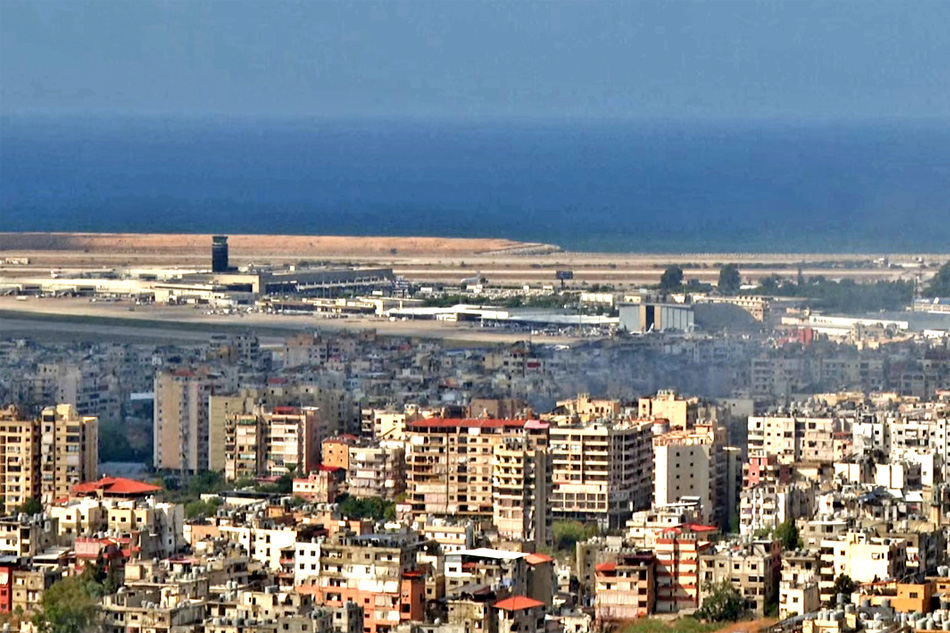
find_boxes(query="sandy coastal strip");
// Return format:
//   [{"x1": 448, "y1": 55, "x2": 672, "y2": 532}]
[
  {"x1": 1, "y1": 232, "x2": 946, "y2": 287},
  {"x1": 0, "y1": 232, "x2": 558, "y2": 257}
]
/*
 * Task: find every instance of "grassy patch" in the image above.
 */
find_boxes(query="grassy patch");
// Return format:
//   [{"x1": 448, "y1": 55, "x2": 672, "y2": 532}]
[{"x1": 622, "y1": 618, "x2": 725, "y2": 633}]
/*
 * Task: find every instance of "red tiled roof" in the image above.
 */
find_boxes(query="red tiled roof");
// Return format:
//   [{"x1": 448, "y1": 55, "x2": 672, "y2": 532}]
[
  {"x1": 595, "y1": 562, "x2": 617, "y2": 573},
  {"x1": 272, "y1": 406, "x2": 301, "y2": 415},
  {"x1": 73, "y1": 477, "x2": 162, "y2": 496},
  {"x1": 409, "y1": 418, "x2": 531, "y2": 429},
  {"x1": 324, "y1": 434, "x2": 358, "y2": 443},
  {"x1": 683, "y1": 523, "x2": 719, "y2": 532},
  {"x1": 525, "y1": 553, "x2": 554, "y2": 565},
  {"x1": 493, "y1": 596, "x2": 545, "y2": 612}
]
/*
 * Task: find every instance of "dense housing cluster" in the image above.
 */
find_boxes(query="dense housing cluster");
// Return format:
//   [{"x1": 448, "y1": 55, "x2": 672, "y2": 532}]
[{"x1": 0, "y1": 295, "x2": 949, "y2": 633}]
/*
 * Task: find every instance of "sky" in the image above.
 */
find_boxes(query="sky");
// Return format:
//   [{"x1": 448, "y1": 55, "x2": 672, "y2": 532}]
[{"x1": 2, "y1": 0, "x2": 950, "y2": 120}]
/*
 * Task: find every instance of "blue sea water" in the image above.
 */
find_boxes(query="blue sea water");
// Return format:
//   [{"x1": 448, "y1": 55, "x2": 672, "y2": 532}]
[{"x1": 2, "y1": 115, "x2": 949, "y2": 253}]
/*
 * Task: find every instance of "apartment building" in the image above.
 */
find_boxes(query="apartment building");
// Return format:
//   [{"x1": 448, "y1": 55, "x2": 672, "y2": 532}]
[
  {"x1": 494, "y1": 596, "x2": 546, "y2": 633},
  {"x1": 209, "y1": 382, "x2": 359, "y2": 471},
  {"x1": 739, "y1": 483, "x2": 815, "y2": 537},
  {"x1": 625, "y1": 504, "x2": 704, "y2": 550},
  {"x1": 11, "y1": 568, "x2": 58, "y2": 618},
  {"x1": 594, "y1": 551, "x2": 656, "y2": 622},
  {"x1": 100, "y1": 586, "x2": 205, "y2": 633},
  {"x1": 653, "y1": 423, "x2": 727, "y2": 526},
  {"x1": 555, "y1": 393, "x2": 621, "y2": 422},
  {"x1": 223, "y1": 406, "x2": 321, "y2": 480},
  {"x1": 852, "y1": 415, "x2": 889, "y2": 457},
  {"x1": 362, "y1": 409, "x2": 419, "y2": 441},
  {"x1": 446, "y1": 585, "x2": 499, "y2": 633},
  {"x1": 225, "y1": 413, "x2": 261, "y2": 481},
  {"x1": 0, "y1": 404, "x2": 97, "y2": 510},
  {"x1": 493, "y1": 433, "x2": 552, "y2": 548},
  {"x1": 0, "y1": 406, "x2": 40, "y2": 514},
  {"x1": 419, "y1": 519, "x2": 474, "y2": 554},
  {"x1": 780, "y1": 550, "x2": 821, "y2": 619},
  {"x1": 217, "y1": 522, "x2": 297, "y2": 571},
  {"x1": 292, "y1": 470, "x2": 337, "y2": 503},
  {"x1": 653, "y1": 524, "x2": 717, "y2": 613},
  {"x1": 698, "y1": 540, "x2": 781, "y2": 615},
  {"x1": 747, "y1": 415, "x2": 837, "y2": 465},
  {"x1": 0, "y1": 516, "x2": 59, "y2": 557},
  {"x1": 31, "y1": 361, "x2": 121, "y2": 424},
  {"x1": 638, "y1": 390, "x2": 699, "y2": 430},
  {"x1": 314, "y1": 532, "x2": 424, "y2": 633},
  {"x1": 818, "y1": 532, "x2": 908, "y2": 603},
  {"x1": 40, "y1": 403, "x2": 98, "y2": 504},
  {"x1": 549, "y1": 420, "x2": 653, "y2": 529},
  {"x1": 348, "y1": 442, "x2": 405, "y2": 500},
  {"x1": 445, "y1": 548, "x2": 528, "y2": 596},
  {"x1": 405, "y1": 418, "x2": 552, "y2": 547},
  {"x1": 322, "y1": 435, "x2": 356, "y2": 471},
  {"x1": 154, "y1": 367, "x2": 223, "y2": 472}
]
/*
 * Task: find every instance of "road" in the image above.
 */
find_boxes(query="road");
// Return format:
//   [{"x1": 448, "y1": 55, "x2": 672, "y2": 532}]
[{"x1": 0, "y1": 297, "x2": 582, "y2": 346}]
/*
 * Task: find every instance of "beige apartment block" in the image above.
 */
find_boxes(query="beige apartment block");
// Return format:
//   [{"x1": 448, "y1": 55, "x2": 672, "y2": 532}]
[
  {"x1": 492, "y1": 434, "x2": 553, "y2": 549},
  {"x1": 406, "y1": 418, "x2": 552, "y2": 546},
  {"x1": 780, "y1": 550, "x2": 821, "y2": 619},
  {"x1": 555, "y1": 393, "x2": 621, "y2": 422},
  {"x1": 265, "y1": 407, "x2": 321, "y2": 476},
  {"x1": 638, "y1": 390, "x2": 699, "y2": 430},
  {"x1": 224, "y1": 413, "x2": 262, "y2": 481},
  {"x1": 40, "y1": 403, "x2": 98, "y2": 504},
  {"x1": 594, "y1": 551, "x2": 656, "y2": 622},
  {"x1": 699, "y1": 540, "x2": 781, "y2": 615},
  {"x1": 549, "y1": 420, "x2": 654, "y2": 529},
  {"x1": 210, "y1": 383, "x2": 357, "y2": 470},
  {"x1": 348, "y1": 442, "x2": 406, "y2": 500},
  {"x1": 222, "y1": 406, "x2": 321, "y2": 481},
  {"x1": 154, "y1": 367, "x2": 221, "y2": 472},
  {"x1": 653, "y1": 423, "x2": 726, "y2": 525},
  {"x1": 362, "y1": 408, "x2": 421, "y2": 441},
  {"x1": 654, "y1": 524, "x2": 718, "y2": 614},
  {"x1": 817, "y1": 532, "x2": 908, "y2": 602},
  {"x1": 0, "y1": 404, "x2": 97, "y2": 511},
  {"x1": 0, "y1": 405, "x2": 40, "y2": 514},
  {"x1": 747, "y1": 415, "x2": 837, "y2": 465}
]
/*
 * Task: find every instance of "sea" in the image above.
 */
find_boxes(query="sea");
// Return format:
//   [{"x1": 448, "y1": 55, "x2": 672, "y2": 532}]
[{"x1": 2, "y1": 114, "x2": 949, "y2": 253}]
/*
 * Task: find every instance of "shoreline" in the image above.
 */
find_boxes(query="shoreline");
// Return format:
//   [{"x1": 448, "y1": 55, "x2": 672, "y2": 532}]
[
  {"x1": 1, "y1": 231, "x2": 946, "y2": 259},
  {"x1": 2, "y1": 232, "x2": 945, "y2": 288}
]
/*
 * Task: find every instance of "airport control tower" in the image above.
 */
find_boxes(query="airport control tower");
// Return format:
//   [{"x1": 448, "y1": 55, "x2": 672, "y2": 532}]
[{"x1": 212, "y1": 235, "x2": 229, "y2": 272}]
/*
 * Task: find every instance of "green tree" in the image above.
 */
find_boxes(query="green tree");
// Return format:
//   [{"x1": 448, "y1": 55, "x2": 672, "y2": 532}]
[
  {"x1": 338, "y1": 495, "x2": 396, "y2": 522},
  {"x1": 32, "y1": 576, "x2": 98, "y2": 633},
  {"x1": 925, "y1": 262, "x2": 950, "y2": 297},
  {"x1": 20, "y1": 497, "x2": 43, "y2": 515},
  {"x1": 659, "y1": 265, "x2": 684, "y2": 291},
  {"x1": 774, "y1": 519, "x2": 803, "y2": 551},
  {"x1": 697, "y1": 580, "x2": 745, "y2": 622},
  {"x1": 718, "y1": 264, "x2": 742, "y2": 295},
  {"x1": 829, "y1": 574, "x2": 856, "y2": 605},
  {"x1": 552, "y1": 520, "x2": 600, "y2": 552},
  {"x1": 758, "y1": 274, "x2": 782, "y2": 294},
  {"x1": 184, "y1": 497, "x2": 221, "y2": 519}
]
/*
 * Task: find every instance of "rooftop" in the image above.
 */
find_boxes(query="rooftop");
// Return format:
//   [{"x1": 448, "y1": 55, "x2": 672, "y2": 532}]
[
  {"x1": 73, "y1": 477, "x2": 162, "y2": 497},
  {"x1": 494, "y1": 596, "x2": 545, "y2": 612}
]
